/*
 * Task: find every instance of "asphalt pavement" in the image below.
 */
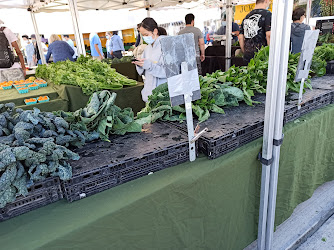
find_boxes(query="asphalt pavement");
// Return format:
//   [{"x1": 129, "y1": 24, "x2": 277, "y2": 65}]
[{"x1": 297, "y1": 214, "x2": 334, "y2": 250}]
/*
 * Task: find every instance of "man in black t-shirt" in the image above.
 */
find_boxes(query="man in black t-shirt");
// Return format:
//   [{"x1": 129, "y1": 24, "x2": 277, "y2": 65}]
[{"x1": 239, "y1": 0, "x2": 272, "y2": 63}]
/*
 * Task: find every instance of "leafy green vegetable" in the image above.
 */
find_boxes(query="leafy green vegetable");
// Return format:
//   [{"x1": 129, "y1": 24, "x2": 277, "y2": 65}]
[
  {"x1": 56, "y1": 90, "x2": 143, "y2": 140},
  {"x1": 0, "y1": 103, "x2": 99, "y2": 208},
  {"x1": 311, "y1": 43, "x2": 334, "y2": 77},
  {"x1": 36, "y1": 56, "x2": 137, "y2": 95},
  {"x1": 137, "y1": 78, "x2": 244, "y2": 123}
]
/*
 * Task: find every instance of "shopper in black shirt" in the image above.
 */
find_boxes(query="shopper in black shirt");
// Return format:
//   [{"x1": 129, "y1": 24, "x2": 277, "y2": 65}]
[{"x1": 239, "y1": 0, "x2": 272, "y2": 63}]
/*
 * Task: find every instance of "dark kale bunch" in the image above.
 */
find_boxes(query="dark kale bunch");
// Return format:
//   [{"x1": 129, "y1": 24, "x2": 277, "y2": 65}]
[{"x1": 0, "y1": 103, "x2": 99, "y2": 208}]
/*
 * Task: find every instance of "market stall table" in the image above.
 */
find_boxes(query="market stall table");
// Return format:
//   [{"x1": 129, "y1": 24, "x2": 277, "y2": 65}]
[
  {"x1": 0, "y1": 82, "x2": 68, "y2": 112},
  {"x1": 110, "y1": 62, "x2": 143, "y2": 82},
  {"x1": 0, "y1": 104, "x2": 333, "y2": 250},
  {"x1": 0, "y1": 82, "x2": 145, "y2": 114}
]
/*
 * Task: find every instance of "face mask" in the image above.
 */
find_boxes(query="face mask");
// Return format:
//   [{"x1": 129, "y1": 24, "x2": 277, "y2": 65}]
[
  {"x1": 221, "y1": 21, "x2": 227, "y2": 26},
  {"x1": 106, "y1": 35, "x2": 110, "y2": 39},
  {"x1": 32, "y1": 39, "x2": 36, "y2": 42},
  {"x1": 143, "y1": 35, "x2": 155, "y2": 45}
]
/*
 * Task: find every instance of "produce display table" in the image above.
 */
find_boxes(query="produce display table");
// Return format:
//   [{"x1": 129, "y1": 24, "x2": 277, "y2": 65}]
[
  {"x1": 0, "y1": 82, "x2": 145, "y2": 114},
  {"x1": 0, "y1": 104, "x2": 333, "y2": 250},
  {"x1": 0, "y1": 82, "x2": 68, "y2": 112},
  {"x1": 53, "y1": 82, "x2": 145, "y2": 114}
]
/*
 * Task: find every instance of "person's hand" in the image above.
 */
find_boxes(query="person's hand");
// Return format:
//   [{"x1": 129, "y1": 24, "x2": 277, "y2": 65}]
[
  {"x1": 99, "y1": 55, "x2": 104, "y2": 60},
  {"x1": 200, "y1": 54, "x2": 205, "y2": 62},
  {"x1": 111, "y1": 51, "x2": 114, "y2": 55},
  {"x1": 23, "y1": 68, "x2": 27, "y2": 77},
  {"x1": 132, "y1": 58, "x2": 145, "y2": 67}
]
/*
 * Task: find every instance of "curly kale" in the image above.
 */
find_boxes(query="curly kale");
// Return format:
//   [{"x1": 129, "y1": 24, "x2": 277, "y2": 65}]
[
  {"x1": 0, "y1": 148, "x2": 16, "y2": 171},
  {"x1": 0, "y1": 186, "x2": 16, "y2": 208},
  {"x1": 0, "y1": 134, "x2": 15, "y2": 145},
  {"x1": 53, "y1": 161, "x2": 72, "y2": 181},
  {"x1": 13, "y1": 146, "x2": 34, "y2": 161},
  {"x1": 4, "y1": 103, "x2": 15, "y2": 111},
  {"x1": 56, "y1": 135, "x2": 73, "y2": 146},
  {"x1": 0, "y1": 103, "x2": 106, "y2": 207},
  {"x1": 54, "y1": 117, "x2": 69, "y2": 132},
  {"x1": 0, "y1": 163, "x2": 17, "y2": 193},
  {"x1": 28, "y1": 164, "x2": 49, "y2": 181},
  {"x1": 0, "y1": 114, "x2": 6, "y2": 127},
  {"x1": 14, "y1": 128, "x2": 31, "y2": 145}
]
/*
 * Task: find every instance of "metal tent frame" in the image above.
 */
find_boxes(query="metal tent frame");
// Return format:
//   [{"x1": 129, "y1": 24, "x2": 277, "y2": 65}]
[{"x1": 258, "y1": 0, "x2": 294, "y2": 249}]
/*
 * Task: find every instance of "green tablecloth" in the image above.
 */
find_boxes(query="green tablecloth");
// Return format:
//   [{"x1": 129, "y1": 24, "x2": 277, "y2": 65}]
[
  {"x1": 111, "y1": 62, "x2": 143, "y2": 82},
  {"x1": 0, "y1": 105, "x2": 333, "y2": 250},
  {"x1": 53, "y1": 82, "x2": 145, "y2": 114}
]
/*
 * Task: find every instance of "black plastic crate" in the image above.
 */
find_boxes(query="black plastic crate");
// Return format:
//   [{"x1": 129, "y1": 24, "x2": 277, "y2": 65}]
[
  {"x1": 62, "y1": 123, "x2": 190, "y2": 202},
  {"x1": 0, "y1": 177, "x2": 63, "y2": 222},
  {"x1": 191, "y1": 101, "x2": 266, "y2": 159},
  {"x1": 284, "y1": 78, "x2": 334, "y2": 124},
  {"x1": 326, "y1": 60, "x2": 334, "y2": 75}
]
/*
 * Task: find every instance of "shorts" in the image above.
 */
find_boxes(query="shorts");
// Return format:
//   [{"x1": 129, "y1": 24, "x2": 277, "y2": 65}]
[
  {"x1": 111, "y1": 51, "x2": 123, "y2": 59},
  {"x1": 0, "y1": 68, "x2": 24, "y2": 82}
]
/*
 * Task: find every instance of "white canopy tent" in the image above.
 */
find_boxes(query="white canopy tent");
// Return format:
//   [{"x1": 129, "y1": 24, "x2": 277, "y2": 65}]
[{"x1": 0, "y1": 0, "x2": 254, "y2": 66}]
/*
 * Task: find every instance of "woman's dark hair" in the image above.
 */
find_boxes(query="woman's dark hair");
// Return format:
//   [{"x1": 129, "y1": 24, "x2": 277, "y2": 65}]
[
  {"x1": 292, "y1": 8, "x2": 306, "y2": 21},
  {"x1": 185, "y1": 13, "x2": 195, "y2": 25},
  {"x1": 113, "y1": 31, "x2": 118, "y2": 35},
  {"x1": 22, "y1": 35, "x2": 29, "y2": 39},
  {"x1": 140, "y1": 17, "x2": 158, "y2": 33},
  {"x1": 157, "y1": 27, "x2": 167, "y2": 36}
]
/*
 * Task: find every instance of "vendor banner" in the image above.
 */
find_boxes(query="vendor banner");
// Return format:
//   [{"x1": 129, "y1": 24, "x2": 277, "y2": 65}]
[{"x1": 234, "y1": 1, "x2": 273, "y2": 25}]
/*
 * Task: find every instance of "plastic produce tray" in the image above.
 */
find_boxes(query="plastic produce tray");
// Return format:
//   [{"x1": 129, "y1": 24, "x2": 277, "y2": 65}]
[
  {"x1": 196, "y1": 102, "x2": 265, "y2": 160},
  {"x1": 0, "y1": 177, "x2": 63, "y2": 222},
  {"x1": 167, "y1": 95, "x2": 266, "y2": 160},
  {"x1": 62, "y1": 123, "x2": 190, "y2": 202},
  {"x1": 284, "y1": 77, "x2": 334, "y2": 124}
]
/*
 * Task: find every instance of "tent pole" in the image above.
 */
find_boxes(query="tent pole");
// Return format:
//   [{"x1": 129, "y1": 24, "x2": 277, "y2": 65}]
[
  {"x1": 147, "y1": 9, "x2": 150, "y2": 17},
  {"x1": 306, "y1": 0, "x2": 312, "y2": 25},
  {"x1": 225, "y1": 0, "x2": 232, "y2": 70},
  {"x1": 265, "y1": 0, "x2": 293, "y2": 249},
  {"x1": 68, "y1": 0, "x2": 86, "y2": 56},
  {"x1": 257, "y1": 0, "x2": 284, "y2": 248},
  {"x1": 30, "y1": 11, "x2": 46, "y2": 65}
]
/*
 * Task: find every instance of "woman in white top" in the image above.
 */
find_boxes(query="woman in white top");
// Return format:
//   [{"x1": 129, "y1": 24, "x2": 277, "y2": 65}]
[
  {"x1": 105, "y1": 32, "x2": 112, "y2": 59},
  {"x1": 0, "y1": 19, "x2": 26, "y2": 82},
  {"x1": 133, "y1": 18, "x2": 167, "y2": 102}
]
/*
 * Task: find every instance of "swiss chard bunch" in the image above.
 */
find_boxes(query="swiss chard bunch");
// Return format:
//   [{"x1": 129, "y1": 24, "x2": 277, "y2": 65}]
[
  {"x1": 56, "y1": 90, "x2": 143, "y2": 140},
  {"x1": 137, "y1": 79, "x2": 244, "y2": 123},
  {"x1": 209, "y1": 46, "x2": 313, "y2": 104}
]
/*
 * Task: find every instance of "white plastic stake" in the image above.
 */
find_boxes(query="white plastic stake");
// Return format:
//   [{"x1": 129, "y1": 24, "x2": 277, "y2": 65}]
[{"x1": 181, "y1": 62, "x2": 196, "y2": 162}]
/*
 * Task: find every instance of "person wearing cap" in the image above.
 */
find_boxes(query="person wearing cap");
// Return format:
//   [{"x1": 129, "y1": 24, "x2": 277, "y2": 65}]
[{"x1": 0, "y1": 19, "x2": 26, "y2": 82}]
